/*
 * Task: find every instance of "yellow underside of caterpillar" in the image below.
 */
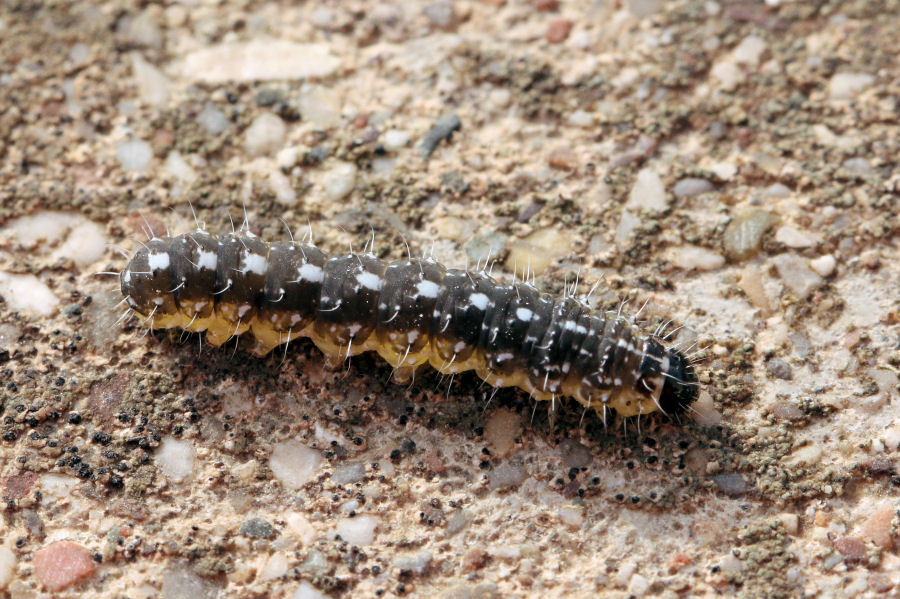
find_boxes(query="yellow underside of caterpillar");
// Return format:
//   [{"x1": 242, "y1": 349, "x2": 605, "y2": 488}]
[{"x1": 143, "y1": 304, "x2": 657, "y2": 418}]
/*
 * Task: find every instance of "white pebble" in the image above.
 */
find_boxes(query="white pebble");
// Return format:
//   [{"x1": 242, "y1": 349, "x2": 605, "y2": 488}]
[
  {"x1": 156, "y1": 436, "x2": 195, "y2": 483},
  {"x1": 884, "y1": 427, "x2": 900, "y2": 451},
  {"x1": 117, "y1": 11, "x2": 162, "y2": 48},
  {"x1": 627, "y1": 168, "x2": 667, "y2": 212},
  {"x1": 733, "y1": 35, "x2": 766, "y2": 66},
  {"x1": 51, "y1": 220, "x2": 107, "y2": 267},
  {"x1": 842, "y1": 157, "x2": 872, "y2": 175},
  {"x1": 487, "y1": 88, "x2": 511, "y2": 109},
  {"x1": 673, "y1": 177, "x2": 714, "y2": 198},
  {"x1": 710, "y1": 161, "x2": 737, "y2": 180},
  {"x1": 762, "y1": 183, "x2": 792, "y2": 198},
  {"x1": 711, "y1": 60, "x2": 740, "y2": 89},
  {"x1": 772, "y1": 253, "x2": 823, "y2": 298},
  {"x1": 322, "y1": 161, "x2": 357, "y2": 201},
  {"x1": 828, "y1": 72, "x2": 874, "y2": 100},
  {"x1": 292, "y1": 581, "x2": 326, "y2": 599},
  {"x1": 165, "y1": 151, "x2": 197, "y2": 184},
  {"x1": 269, "y1": 170, "x2": 297, "y2": 206},
  {"x1": 177, "y1": 41, "x2": 340, "y2": 83},
  {"x1": 335, "y1": 515, "x2": 378, "y2": 545},
  {"x1": 0, "y1": 272, "x2": 59, "y2": 316},
  {"x1": 130, "y1": 52, "x2": 170, "y2": 106},
  {"x1": 244, "y1": 112, "x2": 286, "y2": 156},
  {"x1": 269, "y1": 441, "x2": 322, "y2": 490},
  {"x1": 197, "y1": 103, "x2": 228, "y2": 135},
  {"x1": 311, "y1": 7, "x2": 335, "y2": 28},
  {"x1": 0, "y1": 547, "x2": 14, "y2": 590},
  {"x1": 664, "y1": 245, "x2": 724, "y2": 271},
  {"x1": 775, "y1": 226, "x2": 816, "y2": 249},
  {"x1": 258, "y1": 553, "x2": 288, "y2": 581},
  {"x1": 276, "y1": 146, "x2": 300, "y2": 170},
  {"x1": 809, "y1": 254, "x2": 836, "y2": 277},
  {"x1": 628, "y1": 573, "x2": 650, "y2": 596},
  {"x1": 615, "y1": 210, "x2": 641, "y2": 245},
  {"x1": 567, "y1": 110, "x2": 594, "y2": 128},
  {"x1": 116, "y1": 139, "x2": 153, "y2": 172},
  {"x1": 299, "y1": 86, "x2": 341, "y2": 129},
  {"x1": 285, "y1": 513, "x2": 316, "y2": 546},
  {"x1": 382, "y1": 129, "x2": 411, "y2": 151},
  {"x1": 40, "y1": 474, "x2": 79, "y2": 502}
]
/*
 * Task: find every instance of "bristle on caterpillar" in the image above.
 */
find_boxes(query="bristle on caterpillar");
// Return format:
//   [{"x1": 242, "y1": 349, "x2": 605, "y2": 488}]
[{"x1": 118, "y1": 227, "x2": 699, "y2": 419}]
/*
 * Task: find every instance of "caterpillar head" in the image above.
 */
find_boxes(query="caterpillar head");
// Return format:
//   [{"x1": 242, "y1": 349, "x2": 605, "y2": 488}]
[{"x1": 656, "y1": 348, "x2": 698, "y2": 416}]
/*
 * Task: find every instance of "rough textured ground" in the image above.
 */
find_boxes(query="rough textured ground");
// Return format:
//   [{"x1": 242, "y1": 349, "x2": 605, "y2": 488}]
[{"x1": 1, "y1": 0, "x2": 898, "y2": 597}]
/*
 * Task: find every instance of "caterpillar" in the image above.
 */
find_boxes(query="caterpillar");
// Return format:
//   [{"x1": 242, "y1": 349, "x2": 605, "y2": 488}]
[{"x1": 118, "y1": 225, "x2": 698, "y2": 420}]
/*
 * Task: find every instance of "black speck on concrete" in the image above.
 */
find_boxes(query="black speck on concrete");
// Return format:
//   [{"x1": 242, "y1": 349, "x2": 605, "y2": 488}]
[
  {"x1": 419, "y1": 113, "x2": 461, "y2": 158},
  {"x1": 239, "y1": 517, "x2": 278, "y2": 540}
]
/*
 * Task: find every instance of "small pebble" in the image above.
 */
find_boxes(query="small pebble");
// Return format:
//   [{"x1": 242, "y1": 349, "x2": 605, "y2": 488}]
[
  {"x1": 723, "y1": 209, "x2": 777, "y2": 260},
  {"x1": 116, "y1": 11, "x2": 162, "y2": 48},
  {"x1": 567, "y1": 109, "x2": 594, "y2": 127},
  {"x1": 382, "y1": 129, "x2": 411, "y2": 151},
  {"x1": 545, "y1": 20, "x2": 573, "y2": 44},
  {"x1": 828, "y1": 72, "x2": 874, "y2": 100},
  {"x1": 673, "y1": 178, "x2": 714, "y2": 199},
  {"x1": 292, "y1": 581, "x2": 327, "y2": 599},
  {"x1": 0, "y1": 547, "x2": 14, "y2": 590},
  {"x1": 322, "y1": 161, "x2": 357, "y2": 201},
  {"x1": 488, "y1": 463, "x2": 526, "y2": 490},
  {"x1": 155, "y1": 436, "x2": 195, "y2": 483},
  {"x1": 178, "y1": 40, "x2": 340, "y2": 83},
  {"x1": 504, "y1": 228, "x2": 569, "y2": 275},
  {"x1": 547, "y1": 147, "x2": 578, "y2": 170},
  {"x1": 809, "y1": 254, "x2": 836, "y2": 277},
  {"x1": 244, "y1": 112, "x2": 286, "y2": 156},
  {"x1": 336, "y1": 515, "x2": 378, "y2": 545},
  {"x1": 626, "y1": 168, "x2": 667, "y2": 212},
  {"x1": 298, "y1": 85, "x2": 341, "y2": 129},
  {"x1": 833, "y1": 537, "x2": 866, "y2": 559},
  {"x1": 713, "y1": 473, "x2": 746, "y2": 496},
  {"x1": 424, "y1": 1, "x2": 459, "y2": 29},
  {"x1": 165, "y1": 151, "x2": 198, "y2": 184},
  {"x1": 860, "y1": 504, "x2": 894, "y2": 549},
  {"x1": 777, "y1": 513, "x2": 800, "y2": 535},
  {"x1": 664, "y1": 245, "x2": 725, "y2": 271},
  {"x1": 332, "y1": 462, "x2": 366, "y2": 485},
  {"x1": 259, "y1": 553, "x2": 288, "y2": 581},
  {"x1": 772, "y1": 253, "x2": 823, "y2": 298},
  {"x1": 130, "y1": 52, "x2": 170, "y2": 106},
  {"x1": 775, "y1": 225, "x2": 816, "y2": 249},
  {"x1": 269, "y1": 441, "x2": 323, "y2": 490},
  {"x1": 484, "y1": 409, "x2": 521, "y2": 457},
  {"x1": 788, "y1": 444, "x2": 823, "y2": 466},
  {"x1": 239, "y1": 517, "x2": 278, "y2": 540},
  {"x1": 766, "y1": 358, "x2": 793, "y2": 380},
  {"x1": 116, "y1": 139, "x2": 153, "y2": 172},
  {"x1": 161, "y1": 564, "x2": 220, "y2": 599},
  {"x1": 0, "y1": 272, "x2": 59, "y2": 316},
  {"x1": 762, "y1": 183, "x2": 792, "y2": 198},
  {"x1": 197, "y1": 103, "x2": 228, "y2": 135},
  {"x1": 419, "y1": 113, "x2": 461, "y2": 158},
  {"x1": 842, "y1": 157, "x2": 872, "y2": 175},
  {"x1": 33, "y1": 541, "x2": 95, "y2": 591},
  {"x1": 558, "y1": 439, "x2": 592, "y2": 469},
  {"x1": 394, "y1": 551, "x2": 432, "y2": 575},
  {"x1": 732, "y1": 35, "x2": 766, "y2": 66},
  {"x1": 269, "y1": 170, "x2": 297, "y2": 206}
]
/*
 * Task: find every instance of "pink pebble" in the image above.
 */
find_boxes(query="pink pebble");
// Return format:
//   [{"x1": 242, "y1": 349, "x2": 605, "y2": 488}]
[{"x1": 33, "y1": 541, "x2": 95, "y2": 591}]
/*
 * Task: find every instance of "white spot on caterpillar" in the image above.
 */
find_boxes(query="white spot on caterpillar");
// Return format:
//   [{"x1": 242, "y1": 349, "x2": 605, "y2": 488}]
[
  {"x1": 241, "y1": 253, "x2": 267, "y2": 275},
  {"x1": 196, "y1": 250, "x2": 217, "y2": 270},
  {"x1": 454, "y1": 341, "x2": 466, "y2": 353},
  {"x1": 356, "y1": 272, "x2": 383, "y2": 291},
  {"x1": 148, "y1": 252, "x2": 170, "y2": 271},
  {"x1": 238, "y1": 304, "x2": 252, "y2": 318},
  {"x1": 416, "y1": 280, "x2": 440, "y2": 298},
  {"x1": 348, "y1": 324, "x2": 362, "y2": 336},
  {"x1": 123, "y1": 269, "x2": 132, "y2": 283},
  {"x1": 496, "y1": 352, "x2": 514, "y2": 362},
  {"x1": 298, "y1": 263, "x2": 324, "y2": 282},
  {"x1": 564, "y1": 321, "x2": 577, "y2": 331},
  {"x1": 516, "y1": 307, "x2": 533, "y2": 321},
  {"x1": 469, "y1": 293, "x2": 489, "y2": 310},
  {"x1": 407, "y1": 331, "x2": 419, "y2": 343}
]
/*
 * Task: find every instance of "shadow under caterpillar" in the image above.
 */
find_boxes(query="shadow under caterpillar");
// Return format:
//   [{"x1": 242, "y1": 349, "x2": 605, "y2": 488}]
[{"x1": 117, "y1": 225, "x2": 699, "y2": 421}]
